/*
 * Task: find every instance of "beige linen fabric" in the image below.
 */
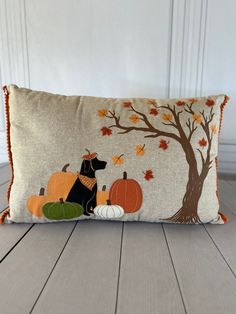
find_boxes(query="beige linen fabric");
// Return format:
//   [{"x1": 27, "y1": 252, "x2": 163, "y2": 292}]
[{"x1": 5, "y1": 85, "x2": 226, "y2": 224}]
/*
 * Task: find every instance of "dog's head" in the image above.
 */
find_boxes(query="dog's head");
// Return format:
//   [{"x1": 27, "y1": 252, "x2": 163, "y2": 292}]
[{"x1": 81, "y1": 157, "x2": 107, "y2": 177}]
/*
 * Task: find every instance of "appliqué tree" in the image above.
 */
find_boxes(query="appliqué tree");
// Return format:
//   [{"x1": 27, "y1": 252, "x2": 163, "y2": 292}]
[{"x1": 98, "y1": 97, "x2": 228, "y2": 223}]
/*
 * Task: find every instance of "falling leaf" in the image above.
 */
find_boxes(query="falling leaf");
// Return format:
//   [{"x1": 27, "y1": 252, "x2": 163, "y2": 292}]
[
  {"x1": 211, "y1": 124, "x2": 217, "y2": 134},
  {"x1": 198, "y1": 137, "x2": 207, "y2": 148},
  {"x1": 112, "y1": 154, "x2": 124, "y2": 166},
  {"x1": 147, "y1": 99, "x2": 157, "y2": 105},
  {"x1": 98, "y1": 109, "x2": 108, "y2": 117},
  {"x1": 188, "y1": 98, "x2": 198, "y2": 103},
  {"x1": 162, "y1": 113, "x2": 172, "y2": 121},
  {"x1": 159, "y1": 139, "x2": 169, "y2": 150},
  {"x1": 123, "y1": 101, "x2": 132, "y2": 108},
  {"x1": 101, "y1": 127, "x2": 112, "y2": 136},
  {"x1": 129, "y1": 114, "x2": 140, "y2": 124},
  {"x1": 143, "y1": 169, "x2": 154, "y2": 181},
  {"x1": 205, "y1": 99, "x2": 215, "y2": 107},
  {"x1": 193, "y1": 114, "x2": 202, "y2": 124},
  {"x1": 150, "y1": 108, "x2": 158, "y2": 116},
  {"x1": 176, "y1": 100, "x2": 186, "y2": 106},
  {"x1": 135, "y1": 144, "x2": 145, "y2": 156}
]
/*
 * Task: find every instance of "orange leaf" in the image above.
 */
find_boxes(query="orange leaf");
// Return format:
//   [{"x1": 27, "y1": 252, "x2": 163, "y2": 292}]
[
  {"x1": 98, "y1": 109, "x2": 108, "y2": 117},
  {"x1": 101, "y1": 127, "x2": 112, "y2": 136},
  {"x1": 143, "y1": 169, "x2": 154, "y2": 181},
  {"x1": 198, "y1": 137, "x2": 207, "y2": 147},
  {"x1": 205, "y1": 99, "x2": 215, "y2": 107},
  {"x1": 159, "y1": 139, "x2": 169, "y2": 150},
  {"x1": 147, "y1": 99, "x2": 157, "y2": 105},
  {"x1": 129, "y1": 114, "x2": 140, "y2": 124},
  {"x1": 123, "y1": 101, "x2": 132, "y2": 108},
  {"x1": 112, "y1": 154, "x2": 124, "y2": 166},
  {"x1": 211, "y1": 124, "x2": 217, "y2": 134},
  {"x1": 188, "y1": 98, "x2": 198, "y2": 103},
  {"x1": 176, "y1": 100, "x2": 186, "y2": 107},
  {"x1": 193, "y1": 114, "x2": 202, "y2": 124},
  {"x1": 162, "y1": 113, "x2": 172, "y2": 121},
  {"x1": 135, "y1": 144, "x2": 145, "y2": 156},
  {"x1": 150, "y1": 108, "x2": 158, "y2": 116}
]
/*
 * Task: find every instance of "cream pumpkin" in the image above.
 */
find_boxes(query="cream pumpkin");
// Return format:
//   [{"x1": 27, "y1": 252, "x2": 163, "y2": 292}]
[{"x1": 94, "y1": 200, "x2": 124, "y2": 219}]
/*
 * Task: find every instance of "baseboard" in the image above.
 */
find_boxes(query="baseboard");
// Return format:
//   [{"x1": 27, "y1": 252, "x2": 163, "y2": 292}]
[
  {"x1": 218, "y1": 142, "x2": 236, "y2": 174},
  {"x1": 0, "y1": 131, "x2": 7, "y2": 163}
]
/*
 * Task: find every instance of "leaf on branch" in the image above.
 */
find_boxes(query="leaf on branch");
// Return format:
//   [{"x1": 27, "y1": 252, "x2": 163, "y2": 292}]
[
  {"x1": 176, "y1": 100, "x2": 186, "y2": 106},
  {"x1": 192, "y1": 114, "x2": 202, "y2": 124},
  {"x1": 198, "y1": 137, "x2": 207, "y2": 148},
  {"x1": 147, "y1": 99, "x2": 157, "y2": 105},
  {"x1": 129, "y1": 114, "x2": 140, "y2": 124},
  {"x1": 211, "y1": 124, "x2": 218, "y2": 134},
  {"x1": 205, "y1": 99, "x2": 215, "y2": 107},
  {"x1": 101, "y1": 126, "x2": 112, "y2": 136},
  {"x1": 143, "y1": 169, "x2": 154, "y2": 181},
  {"x1": 112, "y1": 154, "x2": 124, "y2": 166},
  {"x1": 159, "y1": 139, "x2": 169, "y2": 150},
  {"x1": 123, "y1": 101, "x2": 132, "y2": 108},
  {"x1": 135, "y1": 144, "x2": 145, "y2": 156},
  {"x1": 162, "y1": 113, "x2": 173, "y2": 121},
  {"x1": 98, "y1": 109, "x2": 108, "y2": 117},
  {"x1": 149, "y1": 108, "x2": 158, "y2": 116},
  {"x1": 188, "y1": 98, "x2": 198, "y2": 103}
]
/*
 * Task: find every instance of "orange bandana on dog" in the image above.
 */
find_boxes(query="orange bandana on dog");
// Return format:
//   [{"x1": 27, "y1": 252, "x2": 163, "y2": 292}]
[{"x1": 77, "y1": 173, "x2": 97, "y2": 191}]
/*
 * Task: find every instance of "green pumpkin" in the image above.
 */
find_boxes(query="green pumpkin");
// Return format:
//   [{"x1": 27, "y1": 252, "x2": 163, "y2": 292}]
[{"x1": 43, "y1": 198, "x2": 84, "y2": 220}]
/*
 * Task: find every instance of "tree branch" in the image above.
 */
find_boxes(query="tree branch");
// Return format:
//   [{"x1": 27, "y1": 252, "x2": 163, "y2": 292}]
[
  {"x1": 197, "y1": 148, "x2": 205, "y2": 168},
  {"x1": 106, "y1": 108, "x2": 181, "y2": 142},
  {"x1": 186, "y1": 118, "x2": 197, "y2": 141}
]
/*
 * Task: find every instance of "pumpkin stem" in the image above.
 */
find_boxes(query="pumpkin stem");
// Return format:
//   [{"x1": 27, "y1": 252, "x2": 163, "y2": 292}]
[
  {"x1": 59, "y1": 198, "x2": 64, "y2": 203},
  {"x1": 106, "y1": 200, "x2": 112, "y2": 205},
  {"x1": 85, "y1": 149, "x2": 91, "y2": 155},
  {"x1": 39, "y1": 187, "x2": 45, "y2": 196},
  {"x1": 123, "y1": 172, "x2": 127, "y2": 180},
  {"x1": 102, "y1": 185, "x2": 106, "y2": 191},
  {"x1": 62, "y1": 163, "x2": 70, "y2": 172}
]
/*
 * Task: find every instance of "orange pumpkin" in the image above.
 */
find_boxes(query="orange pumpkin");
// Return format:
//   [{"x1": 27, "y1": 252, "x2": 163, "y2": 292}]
[
  {"x1": 47, "y1": 164, "x2": 78, "y2": 199},
  {"x1": 109, "y1": 172, "x2": 143, "y2": 213},
  {"x1": 27, "y1": 188, "x2": 56, "y2": 217},
  {"x1": 96, "y1": 185, "x2": 110, "y2": 205}
]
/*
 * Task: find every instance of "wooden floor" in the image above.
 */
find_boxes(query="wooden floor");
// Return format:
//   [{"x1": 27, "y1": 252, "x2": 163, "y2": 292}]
[{"x1": 0, "y1": 163, "x2": 236, "y2": 314}]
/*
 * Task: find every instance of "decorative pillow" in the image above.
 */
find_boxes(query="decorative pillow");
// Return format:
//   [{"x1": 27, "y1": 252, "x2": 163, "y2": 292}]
[{"x1": 0, "y1": 85, "x2": 229, "y2": 224}]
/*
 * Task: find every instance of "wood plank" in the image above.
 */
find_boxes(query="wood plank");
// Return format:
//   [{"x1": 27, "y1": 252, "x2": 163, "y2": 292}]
[
  {"x1": 218, "y1": 180, "x2": 236, "y2": 213},
  {"x1": 0, "y1": 162, "x2": 9, "y2": 168},
  {"x1": 0, "y1": 181, "x2": 9, "y2": 210},
  {"x1": 204, "y1": 206, "x2": 236, "y2": 277},
  {"x1": 0, "y1": 223, "x2": 33, "y2": 262},
  {"x1": 0, "y1": 221, "x2": 76, "y2": 314},
  {"x1": 0, "y1": 163, "x2": 10, "y2": 185},
  {"x1": 228, "y1": 180, "x2": 236, "y2": 190},
  {"x1": 116, "y1": 222, "x2": 185, "y2": 314},
  {"x1": 202, "y1": 181, "x2": 236, "y2": 276},
  {"x1": 163, "y1": 223, "x2": 236, "y2": 314},
  {"x1": 31, "y1": 220, "x2": 123, "y2": 314}
]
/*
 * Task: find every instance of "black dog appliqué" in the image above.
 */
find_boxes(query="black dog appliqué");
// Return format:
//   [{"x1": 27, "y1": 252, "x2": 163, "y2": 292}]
[{"x1": 66, "y1": 152, "x2": 107, "y2": 216}]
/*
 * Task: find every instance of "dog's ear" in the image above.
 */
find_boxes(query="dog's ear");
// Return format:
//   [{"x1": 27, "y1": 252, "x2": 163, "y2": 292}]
[{"x1": 82, "y1": 160, "x2": 91, "y2": 173}]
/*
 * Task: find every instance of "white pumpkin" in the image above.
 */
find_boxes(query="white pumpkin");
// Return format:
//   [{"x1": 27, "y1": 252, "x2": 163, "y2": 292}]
[{"x1": 94, "y1": 200, "x2": 124, "y2": 219}]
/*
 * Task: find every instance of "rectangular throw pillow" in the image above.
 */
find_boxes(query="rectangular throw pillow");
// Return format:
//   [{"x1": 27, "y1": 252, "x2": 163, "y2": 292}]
[{"x1": 1, "y1": 85, "x2": 229, "y2": 224}]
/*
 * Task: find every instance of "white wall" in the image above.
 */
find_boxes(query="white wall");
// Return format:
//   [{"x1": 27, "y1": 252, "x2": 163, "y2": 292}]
[{"x1": 0, "y1": 0, "x2": 235, "y2": 173}]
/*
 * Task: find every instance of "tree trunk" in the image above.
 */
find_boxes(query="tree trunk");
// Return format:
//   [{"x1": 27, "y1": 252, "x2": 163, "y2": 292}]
[
  {"x1": 165, "y1": 139, "x2": 206, "y2": 224},
  {"x1": 165, "y1": 172, "x2": 204, "y2": 223}
]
